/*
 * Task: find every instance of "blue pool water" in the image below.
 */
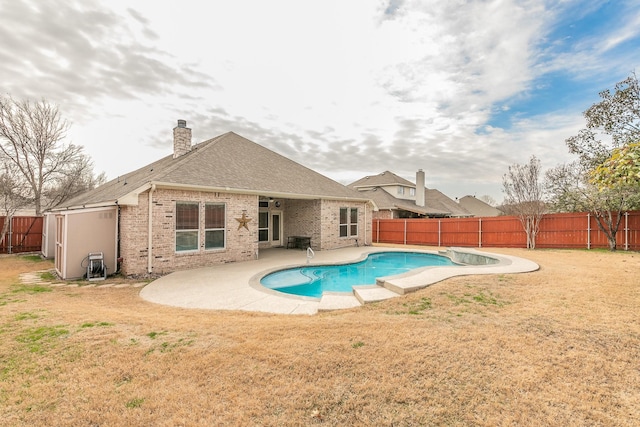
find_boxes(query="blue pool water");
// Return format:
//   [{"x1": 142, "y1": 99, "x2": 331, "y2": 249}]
[{"x1": 260, "y1": 251, "x2": 457, "y2": 298}]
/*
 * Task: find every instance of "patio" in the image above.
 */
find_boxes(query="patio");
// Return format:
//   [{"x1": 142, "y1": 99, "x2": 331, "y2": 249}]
[{"x1": 139, "y1": 245, "x2": 539, "y2": 315}]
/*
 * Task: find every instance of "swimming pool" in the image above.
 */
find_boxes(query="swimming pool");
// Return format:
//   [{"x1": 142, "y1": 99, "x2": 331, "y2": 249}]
[{"x1": 260, "y1": 251, "x2": 457, "y2": 298}]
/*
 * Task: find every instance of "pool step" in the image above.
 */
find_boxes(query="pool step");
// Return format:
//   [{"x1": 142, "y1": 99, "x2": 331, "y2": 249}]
[
  {"x1": 353, "y1": 285, "x2": 402, "y2": 305},
  {"x1": 317, "y1": 293, "x2": 362, "y2": 312}
]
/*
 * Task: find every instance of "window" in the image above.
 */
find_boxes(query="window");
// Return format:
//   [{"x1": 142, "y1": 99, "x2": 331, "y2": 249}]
[
  {"x1": 350, "y1": 208, "x2": 358, "y2": 236},
  {"x1": 409, "y1": 188, "x2": 416, "y2": 196},
  {"x1": 340, "y1": 207, "x2": 358, "y2": 237},
  {"x1": 397, "y1": 186, "x2": 404, "y2": 195},
  {"x1": 258, "y1": 211, "x2": 269, "y2": 242},
  {"x1": 205, "y1": 203, "x2": 225, "y2": 250},
  {"x1": 176, "y1": 202, "x2": 199, "y2": 251}
]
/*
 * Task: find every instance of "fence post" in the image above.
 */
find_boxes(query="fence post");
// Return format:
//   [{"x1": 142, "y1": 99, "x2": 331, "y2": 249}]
[
  {"x1": 478, "y1": 217, "x2": 482, "y2": 248},
  {"x1": 376, "y1": 219, "x2": 380, "y2": 243},
  {"x1": 587, "y1": 213, "x2": 591, "y2": 250},
  {"x1": 8, "y1": 216, "x2": 13, "y2": 254},
  {"x1": 438, "y1": 220, "x2": 441, "y2": 247},
  {"x1": 404, "y1": 220, "x2": 407, "y2": 245},
  {"x1": 624, "y1": 211, "x2": 629, "y2": 251}
]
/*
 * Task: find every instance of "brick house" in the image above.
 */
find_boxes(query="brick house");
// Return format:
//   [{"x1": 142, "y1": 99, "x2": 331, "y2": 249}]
[
  {"x1": 348, "y1": 170, "x2": 472, "y2": 219},
  {"x1": 49, "y1": 121, "x2": 373, "y2": 279}
]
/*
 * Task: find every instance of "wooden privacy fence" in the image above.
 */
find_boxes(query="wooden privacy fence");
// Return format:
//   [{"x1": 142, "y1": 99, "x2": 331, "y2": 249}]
[
  {"x1": 0, "y1": 216, "x2": 43, "y2": 254},
  {"x1": 373, "y1": 211, "x2": 640, "y2": 250}
]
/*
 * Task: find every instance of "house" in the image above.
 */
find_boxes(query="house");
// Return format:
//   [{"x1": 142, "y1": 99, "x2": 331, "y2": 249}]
[
  {"x1": 48, "y1": 121, "x2": 373, "y2": 279},
  {"x1": 457, "y1": 195, "x2": 503, "y2": 217},
  {"x1": 348, "y1": 170, "x2": 472, "y2": 219}
]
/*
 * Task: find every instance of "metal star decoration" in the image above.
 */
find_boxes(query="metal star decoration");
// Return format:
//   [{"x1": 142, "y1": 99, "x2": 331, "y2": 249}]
[{"x1": 235, "y1": 212, "x2": 252, "y2": 230}]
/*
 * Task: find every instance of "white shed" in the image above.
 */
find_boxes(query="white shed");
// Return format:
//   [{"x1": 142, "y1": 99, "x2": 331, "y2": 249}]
[{"x1": 53, "y1": 207, "x2": 118, "y2": 280}]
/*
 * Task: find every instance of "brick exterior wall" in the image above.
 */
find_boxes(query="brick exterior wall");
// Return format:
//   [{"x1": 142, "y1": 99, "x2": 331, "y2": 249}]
[
  {"x1": 120, "y1": 189, "x2": 258, "y2": 276},
  {"x1": 319, "y1": 199, "x2": 372, "y2": 250},
  {"x1": 119, "y1": 188, "x2": 373, "y2": 276},
  {"x1": 372, "y1": 209, "x2": 394, "y2": 219},
  {"x1": 283, "y1": 199, "x2": 322, "y2": 250}
]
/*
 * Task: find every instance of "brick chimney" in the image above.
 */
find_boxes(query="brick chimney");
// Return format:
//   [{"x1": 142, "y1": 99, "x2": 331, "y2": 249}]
[
  {"x1": 173, "y1": 119, "x2": 191, "y2": 158},
  {"x1": 416, "y1": 169, "x2": 425, "y2": 207}
]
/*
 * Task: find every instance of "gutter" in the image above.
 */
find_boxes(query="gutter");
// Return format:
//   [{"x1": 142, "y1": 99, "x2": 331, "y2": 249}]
[
  {"x1": 145, "y1": 181, "x2": 374, "y2": 204},
  {"x1": 52, "y1": 181, "x2": 376, "y2": 211},
  {"x1": 49, "y1": 200, "x2": 118, "y2": 212}
]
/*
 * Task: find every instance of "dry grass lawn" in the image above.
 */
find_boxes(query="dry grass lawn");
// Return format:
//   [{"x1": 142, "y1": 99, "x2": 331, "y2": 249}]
[{"x1": 1, "y1": 247, "x2": 639, "y2": 426}]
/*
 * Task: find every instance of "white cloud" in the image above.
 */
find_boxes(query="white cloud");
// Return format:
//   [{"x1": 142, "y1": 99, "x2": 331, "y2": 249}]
[{"x1": 2, "y1": 0, "x2": 638, "y2": 204}]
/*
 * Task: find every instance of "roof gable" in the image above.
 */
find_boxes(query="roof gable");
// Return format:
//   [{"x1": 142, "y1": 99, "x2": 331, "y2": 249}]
[
  {"x1": 458, "y1": 195, "x2": 503, "y2": 217},
  {"x1": 348, "y1": 171, "x2": 415, "y2": 188}
]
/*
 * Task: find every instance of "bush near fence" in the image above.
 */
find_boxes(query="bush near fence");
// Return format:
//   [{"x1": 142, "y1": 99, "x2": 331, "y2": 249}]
[
  {"x1": 373, "y1": 211, "x2": 640, "y2": 250},
  {"x1": 0, "y1": 216, "x2": 43, "y2": 254}
]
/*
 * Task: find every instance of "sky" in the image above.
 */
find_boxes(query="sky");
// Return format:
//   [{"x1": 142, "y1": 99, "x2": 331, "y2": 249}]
[{"x1": 1, "y1": 0, "x2": 639, "y2": 203}]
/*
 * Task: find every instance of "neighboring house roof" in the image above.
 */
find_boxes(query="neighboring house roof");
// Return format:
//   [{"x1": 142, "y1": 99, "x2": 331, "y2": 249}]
[
  {"x1": 349, "y1": 171, "x2": 414, "y2": 189},
  {"x1": 54, "y1": 132, "x2": 369, "y2": 210},
  {"x1": 426, "y1": 189, "x2": 472, "y2": 217},
  {"x1": 358, "y1": 188, "x2": 450, "y2": 216},
  {"x1": 458, "y1": 196, "x2": 503, "y2": 217},
  {"x1": 349, "y1": 171, "x2": 472, "y2": 217},
  {"x1": 356, "y1": 187, "x2": 471, "y2": 217}
]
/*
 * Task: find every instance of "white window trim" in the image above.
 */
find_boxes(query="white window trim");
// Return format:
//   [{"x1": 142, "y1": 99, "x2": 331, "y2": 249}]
[
  {"x1": 175, "y1": 201, "x2": 200, "y2": 253},
  {"x1": 204, "y1": 203, "x2": 226, "y2": 251},
  {"x1": 340, "y1": 207, "x2": 358, "y2": 238}
]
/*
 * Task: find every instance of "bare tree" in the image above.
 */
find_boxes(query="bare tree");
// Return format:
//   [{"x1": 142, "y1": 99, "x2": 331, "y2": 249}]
[
  {"x1": 0, "y1": 155, "x2": 31, "y2": 246},
  {"x1": 502, "y1": 155, "x2": 545, "y2": 249},
  {"x1": 0, "y1": 96, "x2": 97, "y2": 214},
  {"x1": 478, "y1": 195, "x2": 497, "y2": 207}
]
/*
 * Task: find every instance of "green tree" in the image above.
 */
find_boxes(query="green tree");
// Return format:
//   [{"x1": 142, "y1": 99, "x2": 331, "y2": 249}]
[
  {"x1": 591, "y1": 141, "x2": 640, "y2": 191},
  {"x1": 547, "y1": 73, "x2": 640, "y2": 250},
  {"x1": 566, "y1": 72, "x2": 640, "y2": 167}
]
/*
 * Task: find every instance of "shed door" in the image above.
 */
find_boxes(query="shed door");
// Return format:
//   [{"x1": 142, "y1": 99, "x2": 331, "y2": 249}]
[{"x1": 55, "y1": 215, "x2": 64, "y2": 277}]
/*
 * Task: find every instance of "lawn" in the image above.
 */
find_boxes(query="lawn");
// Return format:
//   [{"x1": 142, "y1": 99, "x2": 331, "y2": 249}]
[{"x1": 0, "y1": 247, "x2": 638, "y2": 426}]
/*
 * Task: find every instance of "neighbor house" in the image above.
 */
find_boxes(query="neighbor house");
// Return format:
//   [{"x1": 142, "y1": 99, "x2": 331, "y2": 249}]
[
  {"x1": 457, "y1": 195, "x2": 503, "y2": 217},
  {"x1": 348, "y1": 170, "x2": 472, "y2": 219},
  {"x1": 48, "y1": 121, "x2": 373, "y2": 279}
]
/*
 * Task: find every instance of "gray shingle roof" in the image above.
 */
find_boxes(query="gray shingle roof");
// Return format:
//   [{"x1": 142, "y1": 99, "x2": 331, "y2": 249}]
[
  {"x1": 349, "y1": 170, "x2": 473, "y2": 217},
  {"x1": 359, "y1": 187, "x2": 471, "y2": 217},
  {"x1": 348, "y1": 171, "x2": 414, "y2": 188},
  {"x1": 55, "y1": 132, "x2": 368, "y2": 210},
  {"x1": 458, "y1": 195, "x2": 503, "y2": 217}
]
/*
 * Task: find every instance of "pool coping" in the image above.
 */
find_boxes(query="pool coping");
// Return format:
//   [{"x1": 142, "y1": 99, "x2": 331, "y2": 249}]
[
  {"x1": 139, "y1": 246, "x2": 539, "y2": 315},
  {"x1": 247, "y1": 247, "x2": 455, "y2": 300}
]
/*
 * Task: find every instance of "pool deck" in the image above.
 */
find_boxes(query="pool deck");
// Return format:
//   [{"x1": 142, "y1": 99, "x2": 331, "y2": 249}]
[{"x1": 139, "y1": 246, "x2": 539, "y2": 315}]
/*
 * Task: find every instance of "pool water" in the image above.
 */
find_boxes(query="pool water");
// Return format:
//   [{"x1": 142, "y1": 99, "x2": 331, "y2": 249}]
[{"x1": 260, "y1": 251, "x2": 457, "y2": 298}]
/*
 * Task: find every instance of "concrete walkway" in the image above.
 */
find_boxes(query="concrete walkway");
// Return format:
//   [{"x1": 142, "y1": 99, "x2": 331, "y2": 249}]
[
  {"x1": 139, "y1": 246, "x2": 539, "y2": 315},
  {"x1": 18, "y1": 271, "x2": 148, "y2": 288}
]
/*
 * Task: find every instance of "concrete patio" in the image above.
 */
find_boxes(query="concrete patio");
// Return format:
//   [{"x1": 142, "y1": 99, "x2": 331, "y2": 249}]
[{"x1": 139, "y1": 245, "x2": 539, "y2": 315}]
